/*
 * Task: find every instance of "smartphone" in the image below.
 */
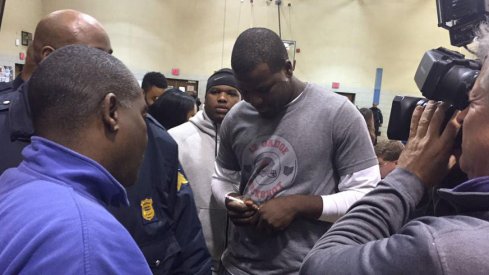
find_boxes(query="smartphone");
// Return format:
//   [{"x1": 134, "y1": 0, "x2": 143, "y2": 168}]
[{"x1": 225, "y1": 195, "x2": 246, "y2": 206}]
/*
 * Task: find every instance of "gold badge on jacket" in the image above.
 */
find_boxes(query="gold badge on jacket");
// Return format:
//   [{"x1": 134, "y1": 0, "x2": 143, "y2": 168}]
[
  {"x1": 140, "y1": 198, "x2": 155, "y2": 221},
  {"x1": 177, "y1": 171, "x2": 188, "y2": 191}
]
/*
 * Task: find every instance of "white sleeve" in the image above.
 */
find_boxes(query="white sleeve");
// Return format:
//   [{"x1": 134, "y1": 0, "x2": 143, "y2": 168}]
[
  {"x1": 319, "y1": 165, "x2": 380, "y2": 223},
  {"x1": 211, "y1": 162, "x2": 241, "y2": 208}
]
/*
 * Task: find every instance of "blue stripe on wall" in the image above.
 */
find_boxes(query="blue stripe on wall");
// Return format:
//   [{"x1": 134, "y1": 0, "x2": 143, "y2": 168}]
[{"x1": 373, "y1": 68, "x2": 383, "y2": 105}]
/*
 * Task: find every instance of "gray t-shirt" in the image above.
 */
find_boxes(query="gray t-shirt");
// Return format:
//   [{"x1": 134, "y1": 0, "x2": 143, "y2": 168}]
[{"x1": 217, "y1": 83, "x2": 378, "y2": 274}]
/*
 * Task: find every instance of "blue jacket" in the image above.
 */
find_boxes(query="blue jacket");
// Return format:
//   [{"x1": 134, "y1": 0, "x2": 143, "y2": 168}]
[
  {"x1": 108, "y1": 115, "x2": 212, "y2": 274},
  {"x1": 0, "y1": 137, "x2": 151, "y2": 274}
]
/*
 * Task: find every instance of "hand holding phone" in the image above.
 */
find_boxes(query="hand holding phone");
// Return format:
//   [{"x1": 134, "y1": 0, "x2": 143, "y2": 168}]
[{"x1": 225, "y1": 194, "x2": 260, "y2": 226}]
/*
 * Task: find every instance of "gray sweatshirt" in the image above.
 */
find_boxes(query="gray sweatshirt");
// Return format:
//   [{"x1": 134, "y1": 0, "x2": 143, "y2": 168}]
[
  {"x1": 169, "y1": 110, "x2": 234, "y2": 270},
  {"x1": 301, "y1": 168, "x2": 489, "y2": 275}
]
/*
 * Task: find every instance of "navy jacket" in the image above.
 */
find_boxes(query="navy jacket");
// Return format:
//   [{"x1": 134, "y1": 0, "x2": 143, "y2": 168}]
[
  {"x1": 0, "y1": 77, "x2": 30, "y2": 174},
  {"x1": 108, "y1": 115, "x2": 211, "y2": 274}
]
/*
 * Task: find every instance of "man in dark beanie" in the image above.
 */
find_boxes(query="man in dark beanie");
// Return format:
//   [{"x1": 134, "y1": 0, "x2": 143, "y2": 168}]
[
  {"x1": 204, "y1": 68, "x2": 241, "y2": 125},
  {"x1": 169, "y1": 68, "x2": 241, "y2": 274}
]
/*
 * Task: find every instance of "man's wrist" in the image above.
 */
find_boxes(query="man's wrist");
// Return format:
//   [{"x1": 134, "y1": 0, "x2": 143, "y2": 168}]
[
  {"x1": 382, "y1": 168, "x2": 427, "y2": 204},
  {"x1": 288, "y1": 195, "x2": 322, "y2": 220}
]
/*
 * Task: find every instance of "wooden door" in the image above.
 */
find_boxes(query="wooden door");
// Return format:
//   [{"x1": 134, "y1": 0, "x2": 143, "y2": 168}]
[{"x1": 166, "y1": 78, "x2": 199, "y2": 94}]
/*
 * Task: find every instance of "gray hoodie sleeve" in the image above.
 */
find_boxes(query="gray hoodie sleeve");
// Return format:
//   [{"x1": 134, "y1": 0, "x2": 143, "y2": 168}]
[{"x1": 300, "y1": 168, "x2": 444, "y2": 275}]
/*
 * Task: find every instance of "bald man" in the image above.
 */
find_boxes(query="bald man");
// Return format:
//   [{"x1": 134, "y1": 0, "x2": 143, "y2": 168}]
[
  {"x1": 31, "y1": 9, "x2": 112, "y2": 64},
  {"x1": 0, "y1": 9, "x2": 112, "y2": 173}
]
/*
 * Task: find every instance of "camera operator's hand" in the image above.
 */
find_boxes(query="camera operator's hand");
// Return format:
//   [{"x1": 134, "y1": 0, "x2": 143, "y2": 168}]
[{"x1": 397, "y1": 101, "x2": 461, "y2": 187}]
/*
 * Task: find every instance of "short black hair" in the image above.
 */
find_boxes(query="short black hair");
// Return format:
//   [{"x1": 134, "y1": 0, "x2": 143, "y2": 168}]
[
  {"x1": 28, "y1": 44, "x2": 140, "y2": 137},
  {"x1": 148, "y1": 88, "x2": 196, "y2": 130},
  {"x1": 141, "y1": 72, "x2": 167, "y2": 92},
  {"x1": 231, "y1": 28, "x2": 288, "y2": 75}
]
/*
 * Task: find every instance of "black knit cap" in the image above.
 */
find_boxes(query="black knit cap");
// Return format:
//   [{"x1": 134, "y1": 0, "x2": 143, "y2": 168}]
[{"x1": 206, "y1": 68, "x2": 240, "y2": 93}]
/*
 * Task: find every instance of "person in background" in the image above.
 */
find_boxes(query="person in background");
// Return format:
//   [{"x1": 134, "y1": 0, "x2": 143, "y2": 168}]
[
  {"x1": 359, "y1": 107, "x2": 377, "y2": 145},
  {"x1": 0, "y1": 45, "x2": 151, "y2": 274},
  {"x1": 300, "y1": 23, "x2": 489, "y2": 275},
  {"x1": 375, "y1": 139, "x2": 404, "y2": 179},
  {"x1": 211, "y1": 27, "x2": 380, "y2": 274},
  {"x1": 149, "y1": 88, "x2": 197, "y2": 130},
  {"x1": 142, "y1": 71, "x2": 168, "y2": 106},
  {"x1": 169, "y1": 68, "x2": 242, "y2": 273},
  {"x1": 370, "y1": 103, "x2": 383, "y2": 136},
  {"x1": 187, "y1": 89, "x2": 202, "y2": 111}
]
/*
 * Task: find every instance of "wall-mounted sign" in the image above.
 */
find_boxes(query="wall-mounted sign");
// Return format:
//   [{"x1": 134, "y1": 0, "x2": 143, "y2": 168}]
[{"x1": 21, "y1": 31, "x2": 33, "y2": 46}]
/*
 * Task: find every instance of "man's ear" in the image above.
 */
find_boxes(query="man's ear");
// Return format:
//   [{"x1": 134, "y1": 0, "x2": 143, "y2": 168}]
[
  {"x1": 40, "y1": 46, "x2": 55, "y2": 61},
  {"x1": 101, "y1": 93, "x2": 119, "y2": 132},
  {"x1": 284, "y1": 59, "x2": 294, "y2": 77}
]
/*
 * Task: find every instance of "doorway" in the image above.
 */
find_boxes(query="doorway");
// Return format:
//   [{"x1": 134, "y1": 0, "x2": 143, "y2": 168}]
[{"x1": 166, "y1": 78, "x2": 198, "y2": 94}]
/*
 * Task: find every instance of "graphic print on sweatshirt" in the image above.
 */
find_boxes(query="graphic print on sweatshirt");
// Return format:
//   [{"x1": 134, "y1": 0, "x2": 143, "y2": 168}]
[{"x1": 241, "y1": 135, "x2": 297, "y2": 203}]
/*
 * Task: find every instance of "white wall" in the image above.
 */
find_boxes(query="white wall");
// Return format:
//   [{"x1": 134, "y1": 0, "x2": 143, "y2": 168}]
[
  {"x1": 0, "y1": 0, "x2": 476, "y2": 134},
  {"x1": 0, "y1": 0, "x2": 42, "y2": 67},
  {"x1": 40, "y1": 0, "x2": 177, "y2": 79}
]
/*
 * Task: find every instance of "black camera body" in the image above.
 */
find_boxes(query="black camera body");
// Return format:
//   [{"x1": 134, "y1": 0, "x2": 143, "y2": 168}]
[
  {"x1": 415, "y1": 48, "x2": 480, "y2": 110},
  {"x1": 387, "y1": 0, "x2": 488, "y2": 141},
  {"x1": 437, "y1": 0, "x2": 489, "y2": 47},
  {"x1": 387, "y1": 48, "x2": 480, "y2": 141},
  {"x1": 387, "y1": 96, "x2": 424, "y2": 141}
]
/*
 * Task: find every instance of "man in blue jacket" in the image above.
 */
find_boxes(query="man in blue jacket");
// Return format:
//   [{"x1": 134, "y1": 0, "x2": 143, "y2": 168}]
[
  {"x1": 0, "y1": 9, "x2": 211, "y2": 274},
  {"x1": 0, "y1": 45, "x2": 151, "y2": 274}
]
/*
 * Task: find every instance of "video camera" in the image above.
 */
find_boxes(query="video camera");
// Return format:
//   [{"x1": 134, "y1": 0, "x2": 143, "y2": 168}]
[
  {"x1": 387, "y1": 48, "x2": 480, "y2": 140},
  {"x1": 387, "y1": 0, "x2": 487, "y2": 141}
]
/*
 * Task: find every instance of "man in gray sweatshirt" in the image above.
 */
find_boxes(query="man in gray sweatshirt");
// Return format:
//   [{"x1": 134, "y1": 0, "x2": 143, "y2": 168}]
[
  {"x1": 168, "y1": 68, "x2": 241, "y2": 274},
  {"x1": 211, "y1": 28, "x2": 379, "y2": 275},
  {"x1": 301, "y1": 24, "x2": 489, "y2": 274}
]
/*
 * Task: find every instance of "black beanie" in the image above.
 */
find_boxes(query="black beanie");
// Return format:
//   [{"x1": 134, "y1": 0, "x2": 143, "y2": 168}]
[{"x1": 206, "y1": 68, "x2": 240, "y2": 93}]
